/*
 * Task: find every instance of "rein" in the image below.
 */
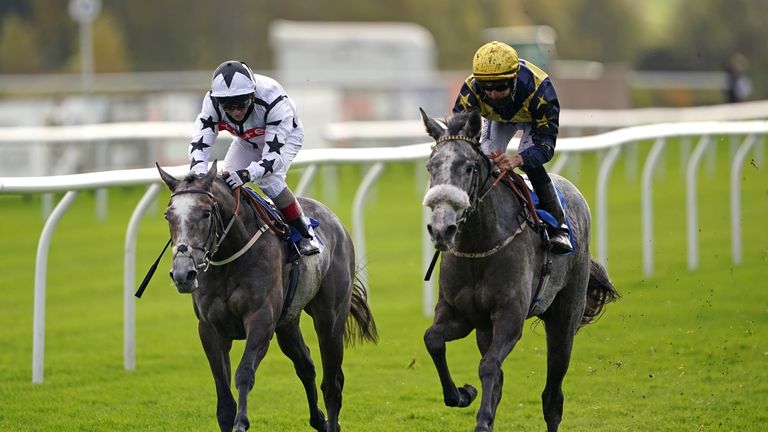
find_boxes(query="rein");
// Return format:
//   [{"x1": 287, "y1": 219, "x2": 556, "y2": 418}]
[
  {"x1": 171, "y1": 187, "x2": 265, "y2": 271},
  {"x1": 424, "y1": 134, "x2": 539, "y2": 277},
  {"x1": 432, "y1": 134, "x2": 494, "y2": 228},
  {"x1": 424, "y1": 135, "x2": 507, "y2": 281},
  {"x1": 135, "y1": 185, "x2": 267, "y2": 298}
]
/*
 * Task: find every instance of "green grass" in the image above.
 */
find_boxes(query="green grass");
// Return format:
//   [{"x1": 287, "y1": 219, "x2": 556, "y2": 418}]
[{"x1": 1, "y1": 141, "x2": 766, "y2": 431}]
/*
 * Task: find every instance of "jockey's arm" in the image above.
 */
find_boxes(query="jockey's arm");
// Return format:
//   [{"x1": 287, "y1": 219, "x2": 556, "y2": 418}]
[
  {"x1": 189, "y1": 93, "x2": 220, "y2": 175},
  {"x1": 520, "y1": 80, "x2": 559, "y2": 170},
  {"x1": 243, "y1": 101, "x2": 296, "y2": 181}
]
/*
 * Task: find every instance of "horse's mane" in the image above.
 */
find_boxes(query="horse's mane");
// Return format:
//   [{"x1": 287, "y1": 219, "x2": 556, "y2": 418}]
[
  {"x1": 177, "y1": 172, "x2": 239, "y2": 209},
  {"x1": 446, "y1": 109, "x2": 481, "y2": 137},
  {"x1": 210, "y1": 176, "x2": 233, "y2": 196},
  {"x1": 182, "y1": 172, "x2": 199, "y2": 183},
  {"x1": 179, "y1": 172, "x2": 232, "y2": 195}
]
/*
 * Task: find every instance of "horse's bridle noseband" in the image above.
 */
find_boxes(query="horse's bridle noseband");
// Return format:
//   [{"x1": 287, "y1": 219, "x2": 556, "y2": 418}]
[
  {"x1": 430, "y1": 134, "x2": 532, "y2": 258},
  {"x1": 169, "y1": 188, "x2": 235, "y2": 271},
  {"x1": 431, "y1": 134, "x2": 495, "y2": 227}
]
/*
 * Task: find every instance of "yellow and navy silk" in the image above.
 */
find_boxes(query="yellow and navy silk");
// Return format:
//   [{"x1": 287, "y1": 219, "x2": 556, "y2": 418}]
[{"x1": 452, "y1": 59, "x2": 560, "y2": 168}]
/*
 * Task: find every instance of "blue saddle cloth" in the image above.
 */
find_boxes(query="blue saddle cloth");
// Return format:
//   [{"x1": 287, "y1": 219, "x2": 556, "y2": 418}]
[
  {"x1": 242, "y1": 187, "x2": 320, "y2": 250},
  {"x1": 520, "y1": 177, "x2": 575, "y2": 255}
]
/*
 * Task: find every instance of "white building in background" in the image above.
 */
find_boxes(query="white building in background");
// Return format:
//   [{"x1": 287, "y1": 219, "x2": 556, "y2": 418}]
[
  {"x1": 268, "y1": 20, "x2": 446, "y2": 148},
  {"x1": 269, "y1": 20, "x2": 437, "y2": 84}
]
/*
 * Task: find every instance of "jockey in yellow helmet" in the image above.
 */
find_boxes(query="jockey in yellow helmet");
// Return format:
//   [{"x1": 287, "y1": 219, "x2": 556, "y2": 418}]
[{"x1": 453, "y1": 41, "x2": 572, "y2": 254}]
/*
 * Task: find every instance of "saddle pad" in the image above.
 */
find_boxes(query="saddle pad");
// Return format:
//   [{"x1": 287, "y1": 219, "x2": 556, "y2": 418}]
[
  {"x1": 243, "y1": 187, "x2": 284, "y2": 222},
  {"x1": 287, "y1": 218, "x2": 321, "y2": 244},
  {"x1": 242, "y1": 187, "x2": 322, "y2": 254},
  {"x1": 519, "y1": 176, "x2": 575, "y2": 255}
]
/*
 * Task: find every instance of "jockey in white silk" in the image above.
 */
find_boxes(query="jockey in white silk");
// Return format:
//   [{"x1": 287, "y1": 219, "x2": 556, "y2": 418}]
[{"x1": 187, "y1": 60, "x2": 320, "y2": 255}]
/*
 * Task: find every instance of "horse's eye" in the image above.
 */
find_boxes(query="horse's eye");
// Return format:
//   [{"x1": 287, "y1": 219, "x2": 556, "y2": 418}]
[
  {"x1": 202, "y1": 210, "x2": 211, "y2": 219},
  {"x1": 163, "y1": 211, "x2": 169, "y2": 220},
  {"x1": 465, "y1": 165, "x2": 474, "y2": 175}
]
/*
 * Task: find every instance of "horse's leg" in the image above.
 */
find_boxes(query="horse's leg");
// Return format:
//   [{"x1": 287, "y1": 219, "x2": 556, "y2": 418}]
[
  {"x1": 232, "y1": 314, "x2": 274, "y2": 432},
  {"x1": 275, "y1": 321, "x2": 327, "y2": 431},
  {"x1": 424, "y1": 301, "x2": 477, "y2": 408},
  {"x1": 473, "y1": 308, "x2": 525, "y2": 432},
  {"x1": 310, "y1": 308, "x2": 346, "y2": 432},
  {"x1": 476, "y1": 329, "x2": 503, "y2": 425},
  {"x1": 198, "y1": 321, "x2": 236, "y2": 432},
  {"x1": 540, "y1": 273, "x2": 588, "y2": 432}
]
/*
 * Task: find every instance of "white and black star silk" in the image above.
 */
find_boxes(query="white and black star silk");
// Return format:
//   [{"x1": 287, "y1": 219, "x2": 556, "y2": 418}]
[
  {"x1": 188, "y1": 73, "x2": 302, "y2": 178},
  {"x1": 210, "y1": 61, "x2": 255, "y2": 97}
]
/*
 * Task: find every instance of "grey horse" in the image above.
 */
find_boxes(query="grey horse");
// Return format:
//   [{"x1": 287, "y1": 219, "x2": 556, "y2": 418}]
[
  {"x1": 420, "y1": 109, "x2": 619, "y2": 432},
  {"x1": 157, "y1": 161, "x2": 377, "y2": 432}
]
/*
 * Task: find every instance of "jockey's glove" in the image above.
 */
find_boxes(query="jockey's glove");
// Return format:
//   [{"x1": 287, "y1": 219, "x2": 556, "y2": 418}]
[{"x1": 223, "y1": 169, "x2": 250, "y2": 190}]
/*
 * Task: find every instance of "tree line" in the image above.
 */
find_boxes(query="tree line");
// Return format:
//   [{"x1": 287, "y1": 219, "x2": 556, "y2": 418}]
[{"x1": 0, "y1": 0, "x2": 764, "y2": 99}]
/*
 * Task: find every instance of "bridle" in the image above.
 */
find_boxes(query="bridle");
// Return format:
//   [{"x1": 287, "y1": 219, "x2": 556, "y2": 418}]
[
  {"x1": 430, "y1": 134, "x2": 529, "y2": 258},
  {"x1": 431, "y1": 134, "x2": 497, "y2": 229},
  {"x1": 426, "y1": 130, "x2": 552, "y2": 316},
  {"x1": 169, "y1": 187, "x2": 267, "y2": 271}
]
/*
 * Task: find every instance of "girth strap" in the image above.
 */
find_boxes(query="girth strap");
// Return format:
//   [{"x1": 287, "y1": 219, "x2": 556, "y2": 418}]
[{"x1": 277, "y1": 254, "x2": 301, "y2": 324}]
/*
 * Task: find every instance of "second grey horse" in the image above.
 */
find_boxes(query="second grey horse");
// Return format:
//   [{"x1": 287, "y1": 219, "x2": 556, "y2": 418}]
[
  {"x1": 157, "y1": 161, "x2": 378, "y2": 432},
  {"x1": 421, "y1": 109, "x2": 619, "y2": 432}
]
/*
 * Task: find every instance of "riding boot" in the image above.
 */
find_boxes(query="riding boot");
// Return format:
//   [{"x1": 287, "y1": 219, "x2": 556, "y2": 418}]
[
  {"x1": 283, "y1": 212, "x2": 322, "y2": 256},
  {"x1": 536, "y1": 182, "x2": 573, "y2": 254}
]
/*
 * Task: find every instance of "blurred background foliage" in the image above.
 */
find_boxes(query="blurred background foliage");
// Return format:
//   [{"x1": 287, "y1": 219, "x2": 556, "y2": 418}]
[{"x1": 0, "y1": 0, "x2": 764, "y2": 98}]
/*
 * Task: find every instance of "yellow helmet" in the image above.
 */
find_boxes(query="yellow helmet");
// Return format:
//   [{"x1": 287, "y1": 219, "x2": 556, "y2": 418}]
[{"x1": 472, "y1": 41, "x2": 519, "y2": 81}]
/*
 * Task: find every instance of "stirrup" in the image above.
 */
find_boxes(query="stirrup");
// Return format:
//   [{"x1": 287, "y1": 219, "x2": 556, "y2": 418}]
[
  {"x1": 297, "y1": 237, "x2": 321, "y2": 255},
  {"x1": 549, "y1": 230, "x2": 572, "y2": 254},
  {"x1": 297, "y1": 223, "x2": 322, "y2": 256}
]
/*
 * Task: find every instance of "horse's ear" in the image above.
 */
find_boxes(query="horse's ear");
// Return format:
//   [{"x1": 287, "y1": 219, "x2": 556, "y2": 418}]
[
  {"x1": 461, "y1": 109, "x2": 481, "y2": 140},
  {"x1": 200, "y1": 160, "x2": 218, "y2": 190},
  {"x1": 419, "y1": 107, "x2": 444, "y2": 141},
  {"x1": 156, "y1": 162, "x2": 178, "y2": 191}
]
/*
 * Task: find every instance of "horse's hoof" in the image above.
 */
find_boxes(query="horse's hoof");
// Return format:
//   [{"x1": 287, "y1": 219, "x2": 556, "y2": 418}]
[
  {"x1": 234, "y1": 418, "x2": 249, "y2": 432},
  {"x1": 324, "y1": 421, "x2": 341, "y2": 432},
  {"x1": 445, "y1": 384, "x2": 478, "y2": 407},
  {"x1": 310, "y1": 415, "x2": 327, "y2": 432},
  {"x1": 458, "y1": 384, "x2": 478, "y2": 407}
]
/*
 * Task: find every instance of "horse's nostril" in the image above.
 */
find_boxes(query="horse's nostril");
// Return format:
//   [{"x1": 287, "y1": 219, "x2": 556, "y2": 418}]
[
  {"x1": 445, "y1": 225, "x2": 457, "y2": 238},
  {"x1": 185, "y1": 270, "x2": 198, "y2": 283},
  {"x1": 427, "y1": 224, "x2": 434, "y2": 235}
]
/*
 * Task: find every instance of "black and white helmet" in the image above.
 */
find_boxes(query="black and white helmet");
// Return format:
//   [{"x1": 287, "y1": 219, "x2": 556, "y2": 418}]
[{"x1": 211, "y1": 60, "x2": 255, "y2": 99}]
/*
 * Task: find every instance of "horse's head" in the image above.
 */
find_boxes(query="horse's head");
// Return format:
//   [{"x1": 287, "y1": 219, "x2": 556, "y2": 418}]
[
  {"x1": 421, "y1": 108, "x2": 486, "y2": 251},
  {"x1": 157, "y1": 161, "x2": 224, "y2": 293}
]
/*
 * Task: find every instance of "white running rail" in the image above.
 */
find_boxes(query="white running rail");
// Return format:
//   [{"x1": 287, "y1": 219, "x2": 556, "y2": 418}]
[{"x1": 1, "y1": 120, "x2": 766, "y2": 383}]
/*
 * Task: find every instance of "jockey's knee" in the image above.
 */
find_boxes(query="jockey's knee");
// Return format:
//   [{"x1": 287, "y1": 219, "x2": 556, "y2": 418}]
[{"x1": 272, "y1": 186, "x2": 296, "y2": 209}]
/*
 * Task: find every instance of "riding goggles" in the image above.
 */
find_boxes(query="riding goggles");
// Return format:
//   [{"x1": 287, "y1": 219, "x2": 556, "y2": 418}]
[
  {"x1": 215, "y1": 93, "x2": 254, "y2": 110},
  {"x1": 477, "y1": 78, "x2": 514, "y2": 92}
]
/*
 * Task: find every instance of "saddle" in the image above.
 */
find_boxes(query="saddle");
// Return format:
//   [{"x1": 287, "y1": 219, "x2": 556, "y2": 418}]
[
  {"x1": 498, "y1": 171, "x2": 570, "y2": 234},
  {"x1": 241, "y1": 187, "x2": 320, "y2": 254}
]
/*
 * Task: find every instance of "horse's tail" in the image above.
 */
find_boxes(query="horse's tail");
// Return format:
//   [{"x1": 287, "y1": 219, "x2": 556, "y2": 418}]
[
  {"x1": 344, "y1": 273, "x2": 379, "y2": 347},
  {"x1": 580, "y1": 257, "x2": 620, "y2": 328}
]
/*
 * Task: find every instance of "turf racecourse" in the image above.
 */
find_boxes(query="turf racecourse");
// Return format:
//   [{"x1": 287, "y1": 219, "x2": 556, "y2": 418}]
[{"x1": 1, "y1": 141, "x2": 766, "y2": 431}]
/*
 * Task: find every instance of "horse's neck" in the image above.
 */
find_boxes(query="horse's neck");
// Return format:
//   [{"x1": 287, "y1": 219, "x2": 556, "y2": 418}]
[
  {"x1": 457, "y1": 186, "x2": 522, "y2": 247},
  {"x1": 213, "y1": 190, "x2": 264, "y2": 255}
]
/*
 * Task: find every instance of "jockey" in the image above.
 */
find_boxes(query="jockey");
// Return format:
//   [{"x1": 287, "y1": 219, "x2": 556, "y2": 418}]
[
  {"x1": 188, "y1": 60, "x2": 320, "y2": 255},
  {"x1": 452, "y1": 41, "x2": 573, "y2": 254}
]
